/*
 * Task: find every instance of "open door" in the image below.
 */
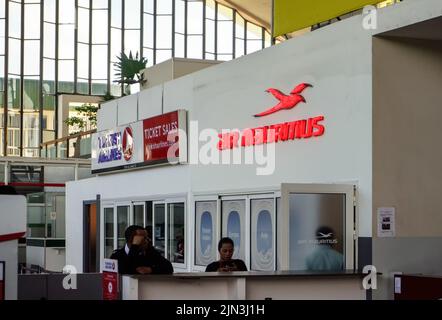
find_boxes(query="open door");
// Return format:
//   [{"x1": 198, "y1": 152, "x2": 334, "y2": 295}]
[{"x1": 83, "y1": 202, "x2": 98, "y2": 273}]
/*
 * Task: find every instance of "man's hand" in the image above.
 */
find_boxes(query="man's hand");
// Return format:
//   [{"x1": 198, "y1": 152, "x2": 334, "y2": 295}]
[{"x1": 136, "y1": 267, "x2": 153, "y2": 274}]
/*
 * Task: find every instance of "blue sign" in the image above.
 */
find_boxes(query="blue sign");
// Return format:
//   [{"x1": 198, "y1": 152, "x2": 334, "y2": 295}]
[
  {"x1": 200, "y1": 212, "x2": 213, "y2": 257},
  {"x1": 227, "y1": 211, "x2": 241, "y2": 249},
  {"x1": 98, "y1": 132, "x2": 122, "y2": 163},
  {"x1": 256, "y1": 210, "x2": 272, "y2": 254}
]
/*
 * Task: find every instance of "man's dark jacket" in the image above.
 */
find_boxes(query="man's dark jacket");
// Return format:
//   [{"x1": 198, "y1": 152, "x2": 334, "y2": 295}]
[{"x1": 110, "y1": 245, "x2": 174, "y2": 275}]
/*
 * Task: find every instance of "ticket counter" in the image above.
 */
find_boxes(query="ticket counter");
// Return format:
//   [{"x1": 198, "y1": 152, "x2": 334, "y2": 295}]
[{"x1": 122, "y1": 271, "x2": 367, "y2": 300}]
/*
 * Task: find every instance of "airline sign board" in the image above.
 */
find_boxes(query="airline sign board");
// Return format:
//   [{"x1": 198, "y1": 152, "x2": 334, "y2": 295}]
[{"x1": 92, "y1": 110, "x2": 188, "y2": 174}]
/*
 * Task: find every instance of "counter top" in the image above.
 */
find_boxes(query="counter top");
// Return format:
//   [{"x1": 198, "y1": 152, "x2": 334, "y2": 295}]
[{"x1": 128, "y1": 270, "x2": 370, "y2": 280}]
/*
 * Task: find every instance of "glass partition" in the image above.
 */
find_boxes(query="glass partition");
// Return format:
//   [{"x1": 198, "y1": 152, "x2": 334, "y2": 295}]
[
  {"x1": 289, "y1": 193, "x2": 345, "y2": 271},
  {"x1": 168, "y1": 203, "x2": 185, "y2": 264},
  {"x1": 154, "y1": 203, "x2": 166, "y2": 256},
  {"x1": 104, "y1": 207, "x2": 114, "y2": 258},
  {"x1": 117, "y1": 205, "x2": 130, "y2": 248}
]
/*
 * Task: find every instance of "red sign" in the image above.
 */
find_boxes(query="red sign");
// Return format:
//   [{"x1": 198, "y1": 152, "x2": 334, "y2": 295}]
[
  {"x1": 218, "y1": 83, "x2": 324, "y2": 150},
  {"x1": 218, "y1": 116, "x2": 325, "y2": 150},
  {"x1": 143, "y1": 111, "x2": 180, "y2": 163},
  {"x1": 102, "y1": 272, "x2": 118, "y2": 300},
  {"x1": 255, "y1": 83, "x2": 312, "y2": 117}
]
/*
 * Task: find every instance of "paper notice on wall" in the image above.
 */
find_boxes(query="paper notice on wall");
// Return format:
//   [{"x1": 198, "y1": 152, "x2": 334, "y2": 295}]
[
  {"x1": 377, "y1": 207, "x2": 396, "y2": 238},
  {"x1": 394, "y1": 277, "x2": 402, "y2": 294}
]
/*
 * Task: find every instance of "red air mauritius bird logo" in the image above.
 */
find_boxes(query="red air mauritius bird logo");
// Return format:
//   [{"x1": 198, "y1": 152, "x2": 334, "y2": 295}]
[{"x1": 254, "y1": 83, "x2": 312, "y2": 118}]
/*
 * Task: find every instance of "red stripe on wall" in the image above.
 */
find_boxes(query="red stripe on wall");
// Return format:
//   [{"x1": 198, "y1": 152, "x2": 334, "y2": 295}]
[
  {"x1": 0, "y1": 232, "x2": 26, "y2": 243},
  {"x1": 0, "y1": 183, "x2": 65, "y2": 188}
]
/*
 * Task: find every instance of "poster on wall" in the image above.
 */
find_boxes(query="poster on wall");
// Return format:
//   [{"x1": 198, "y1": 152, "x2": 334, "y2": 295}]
[
  {"x1": 251, "y1": 199, "x2": 275, "y2": 271},
  {"x1": 377, "y1": 207, "x2": 395, "y2": 238},
  {"x1": 195, "y1": 201, "x2": 218, "y2": 266},
  {"x1": 222, "y1": 200, "x2": 246, "y2": 261},
  {"x1": 0, "y1": 261, "x2": 5, "y2": 301}
]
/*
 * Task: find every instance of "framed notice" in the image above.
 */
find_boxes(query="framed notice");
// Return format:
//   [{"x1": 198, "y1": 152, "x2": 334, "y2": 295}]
[
  {"x1": 377, "y1": 207, "x2": 395, "y2": 238},
  {"x1": 0, "y1": 261, "x2": 5, "y2": 301}
]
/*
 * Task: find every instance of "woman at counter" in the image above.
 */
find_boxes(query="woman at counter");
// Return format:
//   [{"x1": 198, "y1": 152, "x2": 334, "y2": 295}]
[{"x1": 205, "y1": 237, "x2": 248, "y2": 272}]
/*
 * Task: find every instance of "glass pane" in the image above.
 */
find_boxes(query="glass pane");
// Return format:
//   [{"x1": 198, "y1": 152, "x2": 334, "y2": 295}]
[
  {"x1": 222, "y1": 200, "x2": 246, "y2": 261},
  {"x1": 117, "y1": 206, "x2": 130, "y2": 248},
  {"x1": 111, "y1": 0, "x2": 122, "y2": 28},
  {"x1": 23, "y1": 112, "x2": 40, "y2": 148},
  {"x1": 24, "y1": 3, "x2": 40, "y2": 39},
  {"x1": 187, "y1": 1, "x2": 203, "y2": 34},
  {"x1": 104, "y1": 207, "x2": 114, "y2": 258},
  {"x1": 27, "y1": 205, "x2": 46, "y2": 238},
  {"x1": 92, "y1": 45, "x2": 108, "y2": 79},
  {"x1": 92, "y1": 9, "x2": 108, "y2": 44},
  {"x1": 251, "y1": 199, "x2": 274, "y2": 271},
  {"x1": 156, "y1": 16, "x2": 172, "y2": 49},
  {"x1": 124, "y1": 0, "x2": 140, "y2": 29},
  {"x1": 133, "y1": 204, "x2": 144, "y2": 227},
  {"x1": 168, "y1": 203, "x2": 185, "y2": 264},
  {"x1": 24, "y1": 41, "x2": 40, "y2": 75},
  {"x1": 289, "y1": 193, "x2": 345, "y2": 271},
  {"x1": 154, "y1": 203, "x2": 165, "y2": 256},
  {"x1": 23, "y1": 78, "x2": 40, "y2": 111},
  {"x1": 195, "y1": 201, "x2": 217, "y2": 267}
]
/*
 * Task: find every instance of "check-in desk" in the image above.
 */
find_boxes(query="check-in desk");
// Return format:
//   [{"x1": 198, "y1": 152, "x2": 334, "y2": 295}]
[{"x1": 122, "y1": 271, "x2": 367, "y2": 300}]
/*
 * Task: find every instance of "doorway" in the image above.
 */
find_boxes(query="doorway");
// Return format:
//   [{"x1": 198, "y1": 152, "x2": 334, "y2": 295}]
[{"x1": 83, "y1": 201, "x2": 98, "y2": 273}]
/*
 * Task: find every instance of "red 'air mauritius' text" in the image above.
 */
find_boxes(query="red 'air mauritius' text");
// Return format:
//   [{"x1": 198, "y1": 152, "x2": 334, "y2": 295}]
[{"x1": 217, "y1": 116, "x2": 325, "y2": 150}]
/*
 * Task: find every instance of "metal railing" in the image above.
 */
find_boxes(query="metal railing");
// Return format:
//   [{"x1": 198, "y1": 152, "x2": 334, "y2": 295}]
[{"x1": 40, "y1": 129, "x2": 96, "y2": 160}]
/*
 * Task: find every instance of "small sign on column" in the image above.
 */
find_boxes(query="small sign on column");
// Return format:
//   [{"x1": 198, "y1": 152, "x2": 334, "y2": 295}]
[{"x1": 102, "y1": 259, "x2": 119, "y2": 300}]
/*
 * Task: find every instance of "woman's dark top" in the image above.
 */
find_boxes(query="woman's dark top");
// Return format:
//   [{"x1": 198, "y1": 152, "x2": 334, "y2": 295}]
[{"x1": 205, "y1": 259, "x2": 248, "y2": 272}]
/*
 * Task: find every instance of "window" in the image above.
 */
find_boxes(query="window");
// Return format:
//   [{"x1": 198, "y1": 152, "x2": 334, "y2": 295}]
[
  {"x1": 133, "y1": 203, "x2": 145, "y2": 227},
  {"x1": 117, "y1": 205, "x2": 130, "y2": 248},
  {"x1": 168, "y1": 203, "x2": 185, "y2": 264},
  {"x1": 153, "y1": 203, "x2": 166, "y2": 256},
  {"x1": 104, "y1": 207, "x2": 114, "y2": 258}
]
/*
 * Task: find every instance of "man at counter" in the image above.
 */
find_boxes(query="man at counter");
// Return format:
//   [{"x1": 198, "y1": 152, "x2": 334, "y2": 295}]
[{"x1": 110, "y1": 225, "x2": 174, "y2": 275}]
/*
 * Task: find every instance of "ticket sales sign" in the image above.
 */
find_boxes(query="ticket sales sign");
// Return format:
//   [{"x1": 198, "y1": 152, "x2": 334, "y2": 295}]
[{"x1": 92, "y1": 110, "x2": 188, "y2": 174}]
